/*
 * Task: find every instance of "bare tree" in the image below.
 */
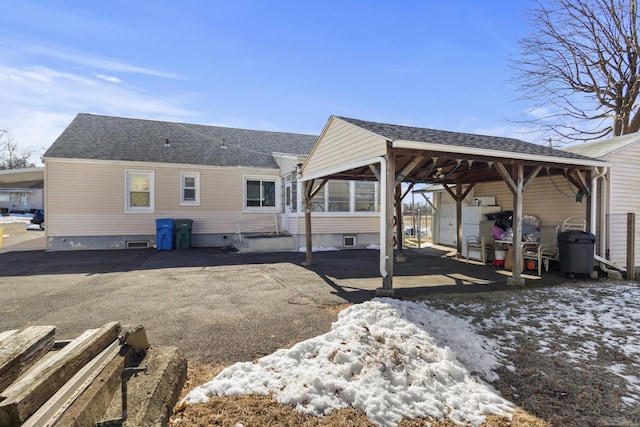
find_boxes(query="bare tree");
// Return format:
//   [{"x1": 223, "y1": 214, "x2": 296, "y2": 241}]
[
  {"x1": 513, "y1": 0, "x2": 640, "y2": 142},
  {"x1": 0, "y1": 129, "x2": 36, "y2": 169}
]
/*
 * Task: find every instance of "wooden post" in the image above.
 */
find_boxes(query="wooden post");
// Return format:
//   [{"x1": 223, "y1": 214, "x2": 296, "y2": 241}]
[
  {"x1": 509, "y1": 163, "x2": 525, "y2": 286},
  {"x1": 627, "y1": 212, "x2": 636, "y2": 280}
]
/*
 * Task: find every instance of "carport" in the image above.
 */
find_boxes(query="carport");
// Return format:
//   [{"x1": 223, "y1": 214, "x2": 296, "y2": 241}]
[{"x1": 299, "y1": 116, "x2": 610, "y2": 293}]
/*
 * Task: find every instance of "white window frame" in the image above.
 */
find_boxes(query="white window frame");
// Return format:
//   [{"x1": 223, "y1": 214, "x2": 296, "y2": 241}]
[
  {"x1": 180, "y1": 171, "x2": 200, "y2": 206},
  {"x1": 243, "y1": 175, "x2": 280, "y2": 212},
  {"x1": 125, "y1": 170, "x2": 155, "y2": 213},
  {"x1": 308, "y1": 181, "x2": 380, "y2": 215}
]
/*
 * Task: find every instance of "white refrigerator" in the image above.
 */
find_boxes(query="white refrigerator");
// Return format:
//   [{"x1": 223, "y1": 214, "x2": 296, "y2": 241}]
[{"x1": 462, "y1": 206, "x2": 501, "y2": 261}]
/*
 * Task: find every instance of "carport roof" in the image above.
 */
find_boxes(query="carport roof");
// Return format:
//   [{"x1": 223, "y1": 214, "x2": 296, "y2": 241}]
[
  {"x1": 304, "y1": 116, "x2": 609, "y2": 186},
  {"x1": 337, "y1": 116, "x2": 604, "y2": 166}
]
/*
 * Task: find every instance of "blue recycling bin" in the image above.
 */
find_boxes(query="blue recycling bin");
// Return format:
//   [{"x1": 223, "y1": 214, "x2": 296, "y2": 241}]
[{"x1": 156, "y1": 218, "x2": 174, "y2": 250}]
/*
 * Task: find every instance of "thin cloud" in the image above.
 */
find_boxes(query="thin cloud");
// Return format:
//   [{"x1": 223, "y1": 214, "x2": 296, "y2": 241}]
[
  {"x1": 24, "y1": 44, "x2": 181, "y2": 80},
  {"x1": 93, "y1": 73, "x2": 123, "y2": 84}
]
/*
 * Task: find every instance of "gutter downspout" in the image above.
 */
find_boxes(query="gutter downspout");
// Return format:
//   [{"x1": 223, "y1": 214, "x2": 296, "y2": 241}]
[
  {"x1": 589, "y1": 167, "x2": 608, "y2": 258},
  {"x1": 591, "y1": 166, "x2": 613, "y2": 273}
]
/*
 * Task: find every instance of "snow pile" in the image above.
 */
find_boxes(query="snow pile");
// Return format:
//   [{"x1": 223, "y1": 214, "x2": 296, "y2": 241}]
[{"x1": 183, "y1": 298, "x2": 513, "y2": 426}]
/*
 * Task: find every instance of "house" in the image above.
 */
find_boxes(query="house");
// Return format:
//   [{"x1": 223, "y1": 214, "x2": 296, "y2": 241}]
[
  {"x1": 42, "y1": 114, "x2": 382, "y2": 251},
  {"x1": 0, "y1": 167, "x2": 45, "y2": 215},
  {"x1": 300, "y1": 116, "x2": 608, "y2": 289},
  {"x1": 562, "y1": 133, "x2": 640, "y2": 269}
]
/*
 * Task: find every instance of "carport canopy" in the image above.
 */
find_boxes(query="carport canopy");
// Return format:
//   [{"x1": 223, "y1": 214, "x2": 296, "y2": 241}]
[{"x1": 299, "y1": 116, "x2": 610, "y2": 292}]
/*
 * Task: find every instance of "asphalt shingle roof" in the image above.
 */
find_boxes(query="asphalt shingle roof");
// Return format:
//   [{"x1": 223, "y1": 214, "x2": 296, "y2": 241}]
[
  {"x1": 337, "y1": 116, "x2": 599, "y2": 162},
  {"x1": 44, "y1": 114, "x2": 318, "y2": 168}
]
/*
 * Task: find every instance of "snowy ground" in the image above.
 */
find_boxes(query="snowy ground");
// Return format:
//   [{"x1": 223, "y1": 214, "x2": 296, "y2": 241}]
[{"x1": 181, "y1": 282, "x2": 640, "y2": 426}]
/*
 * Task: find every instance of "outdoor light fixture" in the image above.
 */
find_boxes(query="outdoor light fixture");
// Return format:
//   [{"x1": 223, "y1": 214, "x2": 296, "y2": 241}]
[{"x1": 221, "y1": 139, "x2": 227, "y2": 149}]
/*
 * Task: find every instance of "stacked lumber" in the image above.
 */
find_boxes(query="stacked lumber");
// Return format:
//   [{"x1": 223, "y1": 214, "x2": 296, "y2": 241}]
[
  {"x1": 0, "y1": 323, "x2": 185, "y2": 427},
  {"x1": 0, "y1": 323, "x2": 122, "y2": 426}
]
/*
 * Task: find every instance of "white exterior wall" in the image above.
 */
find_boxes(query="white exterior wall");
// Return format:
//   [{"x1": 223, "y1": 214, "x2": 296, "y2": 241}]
[{"x1": 604, "y1": 145, "x2": 640, "y2": 265}]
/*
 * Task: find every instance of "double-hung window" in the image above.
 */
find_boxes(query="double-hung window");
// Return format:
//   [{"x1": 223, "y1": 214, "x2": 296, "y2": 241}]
[
  {"x1": 245, "y1": 177, "x2": 277, "y2": 210},
  {"x1": 180, "y1": 172, "x2": 200, "y2": 206},
  {"x1": 125, "y1": 170, "x2": 154, "y2": 213}
]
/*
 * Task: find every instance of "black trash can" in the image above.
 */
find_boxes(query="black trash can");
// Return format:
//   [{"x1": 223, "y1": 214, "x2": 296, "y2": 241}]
[
  {"x1": 557, "y1": 230, "x2": 595, "y2": 277},
  {"x1": 175, "y1": 219, "x2": 193, "y2": 250}
]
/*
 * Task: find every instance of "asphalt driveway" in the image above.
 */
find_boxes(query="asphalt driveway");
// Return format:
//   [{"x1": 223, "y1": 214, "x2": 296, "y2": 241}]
[{"x1": 0, "y1": 245, "x2": 563, "y2": 364}]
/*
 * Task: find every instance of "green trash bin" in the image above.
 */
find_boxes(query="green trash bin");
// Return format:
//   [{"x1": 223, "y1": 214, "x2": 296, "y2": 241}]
[{"x1": 175, "y1": 219, "x2": 193, "y2": 250}]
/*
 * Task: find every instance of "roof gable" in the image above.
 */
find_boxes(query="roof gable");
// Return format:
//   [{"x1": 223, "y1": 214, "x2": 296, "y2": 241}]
[
  {"x1": 563, "y1": 132, "x2": 640, "y2": 159},
  {"x1": 43, "y1": 114, "x2": 318, "y2": 168}
]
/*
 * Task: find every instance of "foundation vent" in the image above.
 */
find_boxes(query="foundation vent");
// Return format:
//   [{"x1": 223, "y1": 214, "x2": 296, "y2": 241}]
[
  {"x1": 126, "y1": 241, "x2": 150, "y2": 249},
  {"x1": 343, "y1": 235, "x2": 356, "y2": 248}
]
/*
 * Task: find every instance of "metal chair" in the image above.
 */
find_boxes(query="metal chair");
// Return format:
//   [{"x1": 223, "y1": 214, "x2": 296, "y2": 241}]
[
  {"x1": 465, "y1": 235, "x2": 492, "y2": 264},
  {"x1": 561, "y1": 216, "x2": 586, "y2": 232},
  {"x1": 523, "y1": 242, "x2": 559, "y2": 276}
]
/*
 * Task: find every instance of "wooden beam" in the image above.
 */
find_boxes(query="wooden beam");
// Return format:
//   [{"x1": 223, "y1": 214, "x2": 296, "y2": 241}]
[
  {"x1": 0, "y1": 322, "x2": 121, "y2": 426},
  {"x1": 495, "y1": 162, "x2": 517, "y2": 194},
  {"x1": 368, "y1": 164, "x2": 381, "y2": 181},
  {"x1": 401, "y1": 182, "x2": 415, "y2": 200},
  {"x1": 523, "y1": 166, "x2": 543, "y2": 190},
  {"x1": 0, "y1": 326, "x2": 56, "y2": 393},
  {"x1": 442, "y1": 182, "x2": 475, "y2": 256},
  {"x1": 628, "y1": 213, "x2": 636, "y2": 280},
  {"x1": 395, "y1": 156, "x2": 424, "y2": 185}
]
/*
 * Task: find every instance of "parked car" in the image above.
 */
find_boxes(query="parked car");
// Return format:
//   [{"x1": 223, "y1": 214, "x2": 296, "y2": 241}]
[{"x1": 31, "y1": 209, "x2": 44, "y2": 229}]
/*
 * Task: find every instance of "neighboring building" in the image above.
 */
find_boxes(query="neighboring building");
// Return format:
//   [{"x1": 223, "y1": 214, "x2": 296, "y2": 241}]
[
  {"x1": 0, "y1": 167, "x2": 45, "y2": 215},
  {"x1": 563, "y1": 133, "x2": 640, "y2": 268},
  {"x1": 42, "y1": 114, "x2": 382, "y2": 251}
]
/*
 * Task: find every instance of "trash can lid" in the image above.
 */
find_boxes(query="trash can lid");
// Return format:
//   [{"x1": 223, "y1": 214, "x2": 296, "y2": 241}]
[{"x1": 557, "y1": 230, "x2": 595, "y2": 242}]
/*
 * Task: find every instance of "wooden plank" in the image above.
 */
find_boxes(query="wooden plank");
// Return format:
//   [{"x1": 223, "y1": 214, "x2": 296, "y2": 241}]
[
  {"x1": 0, "y1": 331, "x2": 18, "y2": 345},
  {"x1": 628, "y1": 212, "x2": 636, "y2": 280},
  {"x1": 0, "y1": 322, "x2": 120, "y2": 427},
  {"x1": 22, "y1": 339, "x2": 121, "y2": 427},
  {"x1": 0, "y1": 326, "x2": 56, "y2": 393}
]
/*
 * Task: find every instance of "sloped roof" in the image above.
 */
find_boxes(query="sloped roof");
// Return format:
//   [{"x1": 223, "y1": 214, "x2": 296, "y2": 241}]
[
  {"x1": 337, "y1": 116, "x2": 600, "y2": 164},
  {"x1": 44, "y1": 114, "x2": 318, "y2": 169},
  {"x1": 563, "y1": 132, "x2": 640, "y2": 159}
]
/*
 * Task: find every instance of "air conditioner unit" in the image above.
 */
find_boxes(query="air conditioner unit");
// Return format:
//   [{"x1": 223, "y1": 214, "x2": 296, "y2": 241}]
[{"x1": 343, "y1": 235, "x2": 356, "y2": 248}]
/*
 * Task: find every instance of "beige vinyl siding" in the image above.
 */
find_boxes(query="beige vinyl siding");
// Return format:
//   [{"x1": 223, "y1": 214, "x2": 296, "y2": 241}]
[
  {"x1": 475, "y1": 177, "x2": 587, "y2": 228},
  {"x1": 45, "y1": 159, "x2": 279, "y2": 237},
  {"x1": 605, "y1": 146, "x2": 640, "y2": 264},
  {"x1": 303, "y1": 118, "x2": 386, "y2": 177},
  {"x1": 292, "y1": 214, "x2": 379, "y2": 234},
  {"x1": 273, "y1": 154, "x2": 305, "y2": 176}
]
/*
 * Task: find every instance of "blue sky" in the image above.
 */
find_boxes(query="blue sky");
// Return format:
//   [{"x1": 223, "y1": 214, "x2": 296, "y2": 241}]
[{"x1": 1, "y1": 1, "x2": 535, "y2": 164}]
